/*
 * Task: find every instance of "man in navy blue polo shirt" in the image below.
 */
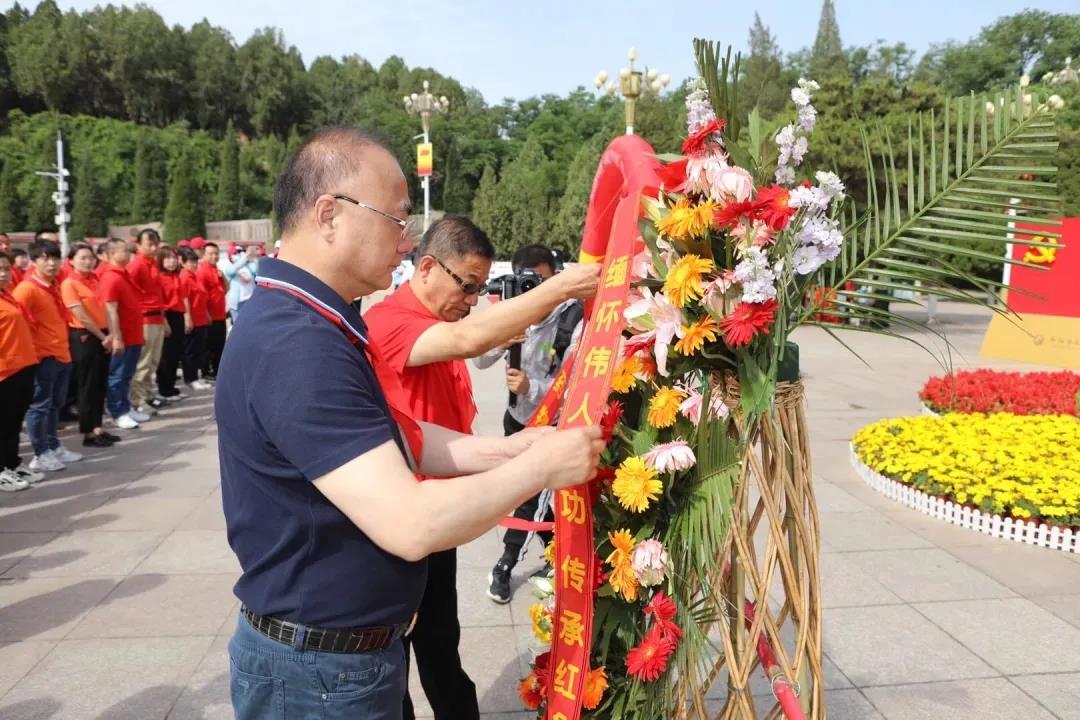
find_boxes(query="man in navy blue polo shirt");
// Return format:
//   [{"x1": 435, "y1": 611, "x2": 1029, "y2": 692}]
[{"x1": 216, "y1": 127, "x2": 604, "y2": 720}]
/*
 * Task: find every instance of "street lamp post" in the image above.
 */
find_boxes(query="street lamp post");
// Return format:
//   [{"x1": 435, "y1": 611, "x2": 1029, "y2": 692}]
[
  {"x1": 594, "y1": 47, "x2": 670, "y2": 135},
  {"x1": 34, "y1": 131, "x2": 71, "y2": 256},
  {"x1": 403, "y1": 81, "x2": 449, "y2": 232}
]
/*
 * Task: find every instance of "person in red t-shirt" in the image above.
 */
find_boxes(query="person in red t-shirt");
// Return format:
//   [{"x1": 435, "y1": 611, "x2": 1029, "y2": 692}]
[
  {"x1": 363, "y1": 216, "x2": 600, "y2": 720},
  {"x1": 179, "y1": 247, "x2": 212, "y2": 390},
  {"x1": 126, "y1": 228, "x2": 169, "y2": 415},
  {"x1": 10, "y1": 248, "x2": 29, "y2": 288},
  {"x1": 97, "y1": 238, "x2": 146, "y2": 430},
  {"x1": 156, "y1": 245, "x2": 191, "y2": 400},
  {"x1": 197, "y1": 242, "x2": 229, "y2": 379}
]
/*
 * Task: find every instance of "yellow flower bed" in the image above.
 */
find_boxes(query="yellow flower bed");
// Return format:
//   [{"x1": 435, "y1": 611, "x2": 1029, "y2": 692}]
[{"x1": 852, "y1": 413, "x2": 1080, "y2": 527}]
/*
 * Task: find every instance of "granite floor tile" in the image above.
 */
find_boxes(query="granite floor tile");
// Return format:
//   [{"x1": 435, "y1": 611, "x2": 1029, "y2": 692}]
[
  {"x1": 861, "y1": 677, "x2": 1057, "y2": 720},
  {"x1": 845, "y1": 548, "x2": 1016, "y2": 603}
]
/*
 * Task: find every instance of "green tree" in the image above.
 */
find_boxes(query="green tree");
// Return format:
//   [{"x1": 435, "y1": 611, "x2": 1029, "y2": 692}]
[
  {"x1": 809, "y1": 0, "x2": 848, "y2": 80},
  {"x1": 550, "y1": 137, "x2": 603, "y2": 255},
  {"x1": 214, "y1": 122, "x2": 241, "y2": 220},
  {"x1": 236, "y1": 28, "x2": 309, "y2": 137},
  {"x1": 0, "y1": 159, "x2": 22, "y2": 231},
  {"x1": 742, "y1": 12, "x2": 788, "y2": 119},
  {"x1": 186, "y1": 20, "x2": 242, "y2": 133},
  {"x1": 70, "y1": 149, "x2": 108, "y2": 241},
  {"x1": 488, "y1": 135, "x2": 552, "y2": 256},
  {"x1": 163, "y1": 147, "x2": 205, "y2": 243},
  {"x1": 131, "y1": 130, "x2": 166, "y2": 223},
  {"x1": 470, "y1": 164, "x2": 501, "y2": 241},
  {"x1": 308, "y1": 55, "x2": 378, "y2": 127}
]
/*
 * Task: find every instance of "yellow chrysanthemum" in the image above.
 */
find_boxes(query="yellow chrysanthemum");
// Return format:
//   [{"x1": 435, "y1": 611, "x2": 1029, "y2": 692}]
[
  {"x1": 611, "y1": 356, "x2": 640, "y2": 393},
  {"x1": 528, "y1": 603, "x2": 552, "y2": 644},
  {"x1": 655, "y1": 198, "x2": 716, "y2": 241},
  {"x1": 613, "y1": 456, "x2": 663, "y2": 513},
  {"x1": 663, "y1": 254, "x2": 715, "y2": 308},
  {"x1": 543, "y1": 538, "x2": 555, "y2": 566},
  {"x1": 648, "y1": 386, "x2": 687, "y2": 429},
  {"x1": 606, "y1": 529, "x2": 639, "y2": 602},
  {"x1": 675, "y1": 316, "x2": 720, "y2": 356}
]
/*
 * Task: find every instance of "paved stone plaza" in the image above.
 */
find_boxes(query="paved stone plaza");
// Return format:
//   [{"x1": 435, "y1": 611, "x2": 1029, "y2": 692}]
[{"x1": 1, "y1": 301, "x2": 1079, "y2": 720}]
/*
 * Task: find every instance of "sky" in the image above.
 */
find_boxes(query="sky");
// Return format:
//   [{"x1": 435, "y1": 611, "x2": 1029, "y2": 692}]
[{"x1": 19, "y1": 0, "x2": 1080, "y2": 103}]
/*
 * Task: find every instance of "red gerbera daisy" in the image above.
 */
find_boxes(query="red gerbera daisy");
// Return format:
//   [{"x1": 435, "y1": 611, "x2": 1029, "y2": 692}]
[
  {"x1": 657, "y1": 157, "x2": 690, "y2": 193},
  {"x1": 517, "y1": 672, "x2": 543, "y2": 710},
  {"x1": 644, "y1": 591, "x2": 684, "y2": 642},
  {"x1": 682, "y1": 118, "x2": 726, "y2": 156},
  {"x1": 713, "y1": 199, "x2": 755, "y2": 230},
  {"x1": 625, "y1": 624, "x2": 677, "y2": 682},
  {"x1": 600, "y1": 400, "x2": 624, "y2": 443},
  {"x1": 752, "y1": 184, "x2": 797, "y2": 231},
  {"x1": 721, "y1": 299, "x2": 778, "y2": 347}
]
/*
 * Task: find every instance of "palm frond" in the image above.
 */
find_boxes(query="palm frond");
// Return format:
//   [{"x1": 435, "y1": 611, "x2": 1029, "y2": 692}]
[{"x1": 798, "y1": 87, "x2": 1064, "y2": 332}]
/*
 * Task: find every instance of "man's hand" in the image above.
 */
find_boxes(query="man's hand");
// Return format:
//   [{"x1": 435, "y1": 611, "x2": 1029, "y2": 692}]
[
  {"x1": 111, "y1": 336, "x2": 124, "y2": 355},
  {"x1": 546, "y1": 264, "x2": 602, "y2": 301},
  {"x1": 524, "y1": 426, "x2": 605, "y2": 491},
  {"x1": 163, "y1": 322, "x2": 172, "y2": 338},
  {"x1": 500, "y1": 426, "x2": 553, "y2": 459},
  {"x1": 184, "y1": 315, "x2": 194, "y2": 334},
  {"x1": 506, "y1": 368, "x2": 530, "y2": 396}
]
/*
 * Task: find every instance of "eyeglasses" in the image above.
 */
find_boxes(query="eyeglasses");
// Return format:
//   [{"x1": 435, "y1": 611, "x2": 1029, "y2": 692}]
[
  {"x1": 332, "y1": 194, "x2": 414, "y2": 237},
  {"x1": 435, "y1": 257, "x2": 489, "y2": 296}
]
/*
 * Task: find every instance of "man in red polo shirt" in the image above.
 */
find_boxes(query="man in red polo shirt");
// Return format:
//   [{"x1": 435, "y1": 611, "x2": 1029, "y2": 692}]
[
  {"x1": 98, "y1": 238, "x2": 146, "y2": 430},
  {"x1": 197, "y1": 241, "x2": 229, "y2": 379},
  {"x1": 364, "y1": 215, "x2": 599, "y2": 720},
  {"x1": 126, "y1": 228, "x2": 168, "y2": 416}
]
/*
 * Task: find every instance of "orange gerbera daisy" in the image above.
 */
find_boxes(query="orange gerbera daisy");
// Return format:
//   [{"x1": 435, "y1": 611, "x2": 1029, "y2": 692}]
[
  {"x1": 606, "y1": 529, "x2": 639, "y2": 602},
  {"x1": 612, "y1": 456, "x2": 663, "y2": 513},
  {"x1": 662, "y1": 254, "x2": 714, "y2": 308},
  {"x1": 655, "y1": 198, "x2": 716, "y2": 241},
  {"x1": 674, "y1": 315, "x2": 720, "y2": 356},
  {"x1": 518, "y1": 672, "x2": 543, "y2": 710},
  {"x1": 582, "y1": 665, "x2": 608, "y2": 710},
  {"x1": 648, "y1": 386, "x2": 687, "y2": 429},
  {"x1": 610, "y1": 355, "x2": 639, "y2": 393}
]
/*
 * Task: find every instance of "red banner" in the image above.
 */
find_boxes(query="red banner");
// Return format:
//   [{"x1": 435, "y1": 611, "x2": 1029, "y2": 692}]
[
  {"x1": 1006, "y1": 218, "x2": 1079, "y2": 318},
  {"x1": 542, "y1": 135, "x2": 660, "y2": 720}
]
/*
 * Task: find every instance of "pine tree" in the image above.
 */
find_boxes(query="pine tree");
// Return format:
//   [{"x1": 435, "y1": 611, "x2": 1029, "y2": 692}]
[
  {"x1": 470, "y1": 164, "x2": 503, "y2": 246},
  {"x1": 810, "y1": 0, "x2": 849, "y2": 80},
  {"x1": 489, "y1": 136, "x2": 551, "y2": 257},
  {"x1": 742, "y1": 13, "x2": 789, "y2": 119},
  {"x1": 70, "y1": 149, "x2": 109, "y2": 241},
  {"x1": 550, "y1": 138, "x2": 602, "y2": 255},
  {"x1": 214, "y1": 121, "x2": 241, "y2": 220},
  {"x1": 163, "y1": 146, "x2": 205, "y2": 244},
  {"x1": 131, "y1": 130, "x2": 166, "y2": 223},
  {"x1": 0, "y1": 160, "x2": 23, "y2": 231}
]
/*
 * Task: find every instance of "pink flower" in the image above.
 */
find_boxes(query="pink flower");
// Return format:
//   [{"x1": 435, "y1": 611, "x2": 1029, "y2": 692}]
[
  {"x1": 710, "y1": 164, "x2": 754, "y2": 204},
  {"x1": 631, "y1": 539, "x2": 671, "y2": 587},
  {"x1": 729, "y1": 219, "x2": 775, "y2": 250},
  {"x1": 702, "y1": 270, "x2": 737, "y2": 315},
  {"x1": 643, "y1": 440, "x2": 697, "y2": 473},
  {"x1": 624, "y1": 288, "x2": 685, "y2": 377},
  {"x1": 678, "y1": 381, "x2": 730, "y2": 424},
  {"x1": 685, "y1": 150, "x2": 727, "y2": 197},
  {"x1": 630, "y1": 249, "x2": 655, "y2": 282}
]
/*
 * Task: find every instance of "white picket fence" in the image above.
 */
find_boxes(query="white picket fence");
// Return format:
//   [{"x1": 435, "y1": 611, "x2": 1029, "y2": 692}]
[{"x1": 848, "y1": 444, "x2": 1080, "y2": 555}]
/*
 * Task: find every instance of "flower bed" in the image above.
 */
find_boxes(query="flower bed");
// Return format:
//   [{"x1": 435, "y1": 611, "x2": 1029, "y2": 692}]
[
  {"x1": 919, "y1": 369, "x2": 1080, "y2": 416},
  {"x1": 852, "y1": 413, "x2": 1080, "y2": 528}
]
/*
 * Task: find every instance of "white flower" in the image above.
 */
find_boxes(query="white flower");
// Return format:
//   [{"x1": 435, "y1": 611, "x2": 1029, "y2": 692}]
[
  {"x1": 798, "y1": 78, "x2": 821, "y2": 92},
  {"x1": 792, "y1": 245, "x2": 826, "y2": 275},
  {"x1": 630, "y1": 539, "x2": 671, "y2": 587},
  {"x1": 815, "y1": 171, "x2": 846, "y2": 202},
  {"x1": 791, "y1": 87, "x2": 811, "y2": 107},
  {"x1": 643, "y1": 440, "x2": 697, "y2": 473},
  {"x1": 775, "y1": 165, "x2": 796, "y2": 185},
  {"x1": 797, "y1": 104, "x2": 817, "y2": 132},
  {"x1": 790, "y1": 136, "x2": 808, "y2": 164},
  {"x1": 685, "y1": 151, "x2": 728, "y2": 197},
  {"x1": 623, "y1": 287, "x2": 684, "y2": 377},
  {"x1": 686, "y1": 80, "x2": 718, "y2": 135},
  {"x1": 733, "y1": 247, "x2": 777, "y2": 304},
  {"x1": 707, "y1": 163, "x2": 754, "y2": 204}
]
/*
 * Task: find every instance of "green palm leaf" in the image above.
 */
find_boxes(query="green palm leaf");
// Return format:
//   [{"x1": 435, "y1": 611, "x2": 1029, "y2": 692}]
[{"x1": 797, "y1": 87, "x2": 1063, "y2": 333}]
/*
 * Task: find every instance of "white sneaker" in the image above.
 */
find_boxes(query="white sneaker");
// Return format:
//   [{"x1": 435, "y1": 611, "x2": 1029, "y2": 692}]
[
  {"x1": 0, "y1": 469, "x2": 29, "y2": 492},
  {"x1": 134, "y1": 405, "x2": 158, "y2": 417},
  {"x1": 129, "y1": 409, "x2": 152, "y2": 423},
  {"x1": 51, "y1": 446, "x2": 83, "y2": 464},
  {"x1": 190, "y1": 380, "x2": 214, "y2": 391},
  {"x1": 13, "y1": 465, "x2": 44, "y2": 484},
  {"x1": 114, "y1": 414, "x2": 141, "y2": 430},
  {"x1": 28, "y1": 454, "x2": 65, "y2": 472}
]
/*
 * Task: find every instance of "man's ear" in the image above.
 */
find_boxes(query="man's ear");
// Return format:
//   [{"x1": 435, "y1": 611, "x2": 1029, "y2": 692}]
[
  {"x1": 415, "y1": 255, "x2": 437, "y2": 279},
  {"x1": 313, "y1": 194, "x2": 338, "y2": 238}
]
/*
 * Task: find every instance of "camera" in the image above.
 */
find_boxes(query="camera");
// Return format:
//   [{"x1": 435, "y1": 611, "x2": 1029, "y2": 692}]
[{"x1": 485, "y1": 270, "x2": 544, "y2": 300}]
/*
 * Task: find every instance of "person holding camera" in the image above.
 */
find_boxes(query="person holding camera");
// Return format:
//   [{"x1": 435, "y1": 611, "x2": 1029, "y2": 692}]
[
  {"x1": 473, "y1": 244, "x2": 584, "y2": 604},
  {"x1": 364, "y1": 217, "x2": 599, "y2": 720}
]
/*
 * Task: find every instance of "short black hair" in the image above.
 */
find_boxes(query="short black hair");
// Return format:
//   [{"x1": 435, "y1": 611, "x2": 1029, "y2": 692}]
[
  {"x1": 106, "y1": 238, "x2": 128, "y2": 256},
  {"x1": 33, "y1": 230, "x2": 56, "y2": 241},
  {"x1": 204, "y1": 242, "x2": 218, "y2": 251},
  {"x1": 416, "y1": 215, "x2": 495, "y2": 262},
  {"x1": 511, "y1": 244, "x2": 556, "y2": 274},
  {"x1": 178, "y1": 247, "x2": 200, "y2": 264},
  {"x1": 11, "y1": 248, "x2": 26, "y2": 259},
  {"x1": 67, "y1": 241, "x2": 94, "y2": 261},
  {"x1": 273, "y1": 127, "x2": 394, "y2": 235},
  {"x1": 136, "y1": 228, "x2": 161, "y2": 244},
  {"x1": 95, "y1": 242, "x2": 109, "y2": 256},
  {"x1": 0, "y1": 251, "x2": 10, "y2": 263},
  {"x1": 28, "y1": 238, "x2": 61, "y2": 261}
]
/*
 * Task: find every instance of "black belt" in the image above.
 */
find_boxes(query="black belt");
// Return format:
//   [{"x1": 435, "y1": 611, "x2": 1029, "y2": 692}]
[
  {"x1": 241, "y1": 608, "x2": 408, "y2": 654},
  {"x1": 143, "y1": 310, "x2": 164, "y2": 317}
]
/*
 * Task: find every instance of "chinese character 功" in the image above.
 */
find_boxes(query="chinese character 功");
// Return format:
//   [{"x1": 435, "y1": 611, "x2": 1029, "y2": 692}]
[{"x1": 560, "y1": 490, "x2": 587, "y2": 525}]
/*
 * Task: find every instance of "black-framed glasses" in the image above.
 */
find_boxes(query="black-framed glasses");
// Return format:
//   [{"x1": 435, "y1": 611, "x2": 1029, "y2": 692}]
[
  {"x1": 435, "y1": 257, "x2": 489, "y2": 296},
  {"x1": 332, "y1": 194, "x2": 413, "y2": 236}
]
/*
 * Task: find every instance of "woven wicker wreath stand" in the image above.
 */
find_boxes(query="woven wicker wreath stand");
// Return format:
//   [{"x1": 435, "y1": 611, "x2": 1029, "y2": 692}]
[{"x1": 672, "y1": 370, "x2": 824, "y2": 720}]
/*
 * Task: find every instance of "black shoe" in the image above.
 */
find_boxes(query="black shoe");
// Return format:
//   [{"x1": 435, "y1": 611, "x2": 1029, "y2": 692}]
[
  {"x1": 148, "y1": 398, "x2": 165, "y2": 409},
  {"x1": 530, "y1": 562, "x2": 554, "y2": 580},
  {"x1": 101, "y1": 432, "x2": 122, "y2": 443},
  {"x1": 487, "y1": 558, "x2": 513, "y2": 604},
  {"x1": 83, "y1": 434, "x2": 114, "y2": 448}
]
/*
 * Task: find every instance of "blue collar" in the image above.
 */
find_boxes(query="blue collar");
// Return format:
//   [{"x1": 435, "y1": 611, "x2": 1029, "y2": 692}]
[{"x1": 254, "y1": 257, "x2": 368, "y2": 345}]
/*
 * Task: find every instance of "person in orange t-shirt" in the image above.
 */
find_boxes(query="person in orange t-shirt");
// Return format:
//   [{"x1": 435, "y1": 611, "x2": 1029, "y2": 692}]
[
  {"x1": 197, "y1": 242, "x2": 229, "y2": 379},
  {"x1": 61, "y1": 242, "x2": 118, "y2": 448},
  {"x1": 156, "y1": 246, "x2": 191, "y2": 399},
  {"x1": 9, "y1": 248, "x2": 29, "y2": 288},
  {"x1": 126, "y1": 228, "x2": 168, "y2": 414},
  {"x1": 0, "y1": 251, "x2": 40, "y2": 489},
  {"x1": 179, "y1": 247, "x2": 212, "y2": 390},
  {"x1": 97, "y1": 238, "x2": 146, "y2": 429},
  {"x1": 12, "y1": 238, "x2": 82, "y2": 472}
]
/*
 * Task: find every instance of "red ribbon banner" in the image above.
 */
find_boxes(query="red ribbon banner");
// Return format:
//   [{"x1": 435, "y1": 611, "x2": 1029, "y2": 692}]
[{"x1": 542, "y1": 135, "x2": 660, "y2": 720}]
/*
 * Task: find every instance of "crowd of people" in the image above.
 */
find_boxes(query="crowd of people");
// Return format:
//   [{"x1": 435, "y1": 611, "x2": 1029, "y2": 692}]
[{"x1": 0, "y1": 229, "x2": 261, "y2": 491}]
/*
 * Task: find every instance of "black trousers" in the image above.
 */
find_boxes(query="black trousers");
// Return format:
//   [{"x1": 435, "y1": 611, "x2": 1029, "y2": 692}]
[
  {"x1": 401, "y1": 548, "x2": 479, "y2": 720},
  {"x1": 158, "y1": 311, "x2": 185, "y2": 395},
  {"x1": 203, "y1": 319, "x2": 226, "y2": 378},
  {"x1": 182, "y1": 326, "x2": 207, "y2": 384},
  {"x1": 0, "y1": 365, "x2": 37, "y2": 470},
  {"x1": 500, "y1": 410, "x2": 554, "y2": 563},
  {"x1": 69, "y1": 329, "x2": 108, "y2": 434}
]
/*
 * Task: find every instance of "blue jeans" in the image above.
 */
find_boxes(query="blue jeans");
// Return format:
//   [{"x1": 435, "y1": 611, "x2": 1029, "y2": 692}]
[
  {"x1": 229, "y1": 613, "x2": 406, "y2": 720},
  {"x1": 26, "y1": 357, "x2": 72, "y2": 457},
  {"x1": 107, "y1": 345, "x2": 142, "y2": 418}
]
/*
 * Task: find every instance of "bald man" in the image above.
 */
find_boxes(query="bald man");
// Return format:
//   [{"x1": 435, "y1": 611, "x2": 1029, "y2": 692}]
[{"x1": 215, "y1": 127, "x2": 604, "y2": 720}]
